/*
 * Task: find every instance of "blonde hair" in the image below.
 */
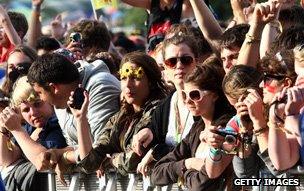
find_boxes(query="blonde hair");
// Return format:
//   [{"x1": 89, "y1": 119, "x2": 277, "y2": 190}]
[
  {"x1": 11, "y1": 76, "x2": 40, "y2": 107},
  {"x1": 294, "y1": 44, "x2": 304, "y2": 62}
]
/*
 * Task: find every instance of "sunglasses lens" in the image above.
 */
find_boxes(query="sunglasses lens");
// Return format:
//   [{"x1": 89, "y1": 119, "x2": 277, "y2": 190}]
[
  {"x1": 164, "y1": 58, "x2": 177, "y2": 68},
  {"x1": 180, "y1": 56, "x2": 193, "y2": 65},
  {"x1": 189, "y1": 90, "x2": 201, "y2": 101}
]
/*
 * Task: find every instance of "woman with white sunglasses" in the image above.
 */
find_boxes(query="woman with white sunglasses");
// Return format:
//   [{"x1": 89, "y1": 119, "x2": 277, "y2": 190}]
[{"x1": 150, "y1": 58, "x2": 235, "y2": 190}]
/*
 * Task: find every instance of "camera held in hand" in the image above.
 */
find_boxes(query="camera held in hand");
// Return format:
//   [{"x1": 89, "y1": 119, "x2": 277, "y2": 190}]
[
  {"x1": 70, "y1": 32, "x2": 82, "y2": 43},
  {"x1": 215, "y1": 128, "x2": 238, "y2": 145}
]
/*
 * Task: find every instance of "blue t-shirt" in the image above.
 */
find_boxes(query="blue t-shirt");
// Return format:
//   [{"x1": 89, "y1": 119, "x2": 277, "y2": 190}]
[
  {"x1": 13, "y1": 115, "x2": 67, "y2": 150},
  {"x1": 23, "y1": 115, "x2": 67, "y2": 149},
  {"x1": 0, "y1": 174, "x2": 5, "y2": 191}
]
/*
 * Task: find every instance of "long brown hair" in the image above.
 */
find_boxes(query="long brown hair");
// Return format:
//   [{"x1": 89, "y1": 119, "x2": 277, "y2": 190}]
[{"x1": 185, "y1": 59, "x2": 235, "y2": 124}]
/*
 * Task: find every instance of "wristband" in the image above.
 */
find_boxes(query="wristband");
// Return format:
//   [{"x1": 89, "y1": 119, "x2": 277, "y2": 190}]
[
  {"x1": 209, "y1": 148, "x2": 222, "y2": 162},
  {"x1": 32, "y1": 5, "x2": 41, "y2": 12},
  {"x1": 245, "y1": 33, "x2": 261, "y2": 44},
  {"x1": 253, "y1": 126, "x2": 268, "y2": 136}
]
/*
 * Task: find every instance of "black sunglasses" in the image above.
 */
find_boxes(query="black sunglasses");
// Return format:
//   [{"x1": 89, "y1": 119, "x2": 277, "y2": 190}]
[
  {"x1": 164, "y1": 56, "x2": 194, "y2": 69},
  {"x1": 263, "y1": 72, "x2": 285, "y2": 83}
]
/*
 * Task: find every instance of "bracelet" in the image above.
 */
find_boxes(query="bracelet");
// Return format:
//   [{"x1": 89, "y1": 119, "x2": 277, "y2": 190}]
[
  {"x1": 253, "y1": 126, "x2": 269, "y2": 136},
  {"x1": 32, "y1": 5, "x2": 41, "y2": 12},
  {"x1": 209, "y1": 148, "x2": 222, "y2": 162},
  {"x1": 62, "y1": 151, "x2": 70, "y2": 164},
  {"x1": 0, "y1": 129, "x2": 10, "y2": 137},
  {"x1": 245, "y1": 33, "x2": 261, "y2": 44},
  {"x1": 285, "y1": 113, "x2": 299, "y2": 117},
  {"x1": 209, "y1": 149, "x2": 222, "y2": 162}
]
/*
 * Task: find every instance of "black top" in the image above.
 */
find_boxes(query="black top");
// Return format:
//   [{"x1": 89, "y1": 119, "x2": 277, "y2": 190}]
[{"x1": 147, "y1": 0, "x2": 183, "y2": 51}]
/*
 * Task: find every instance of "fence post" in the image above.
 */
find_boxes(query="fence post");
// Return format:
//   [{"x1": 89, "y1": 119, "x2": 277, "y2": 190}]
[{"x1": 47, "y1": 171, "x2": 56, "y2": 191}]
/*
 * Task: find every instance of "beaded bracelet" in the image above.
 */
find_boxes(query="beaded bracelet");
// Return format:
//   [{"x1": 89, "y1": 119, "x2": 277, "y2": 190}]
[
  {"x1": 32, "y1": 5, "x2": 41, "y2": 12},
  {"x1": 0, "y1": 129, "x2": 10, "y2": 137},
  {"x1": 209, "y1": 148, "x2": 222, "y2": 162},
  {"x1": 253, "y1": 126, "x2": 269, "y2": 136},
  {"x1": 245, "y1": 33, "x2": 261, "y2": 44}
]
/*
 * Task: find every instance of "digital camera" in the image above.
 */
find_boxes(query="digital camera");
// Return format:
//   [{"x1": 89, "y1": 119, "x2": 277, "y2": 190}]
[
  {"x1": 215, "y1": 128, "x2": 238, "y2": 145},
  {"x1": 70, "y1": 32, "x2": 82, "y2": 43}
]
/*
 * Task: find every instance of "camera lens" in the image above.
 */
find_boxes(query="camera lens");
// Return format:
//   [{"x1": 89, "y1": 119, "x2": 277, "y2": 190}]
[{"x1": 225, "y1": 135, "x2": 236, "y2": 144}]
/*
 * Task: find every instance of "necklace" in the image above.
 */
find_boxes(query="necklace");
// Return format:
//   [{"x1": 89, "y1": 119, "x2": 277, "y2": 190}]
[{"x1": 174, "y1": 99, "x2": 190, "y2": 143}]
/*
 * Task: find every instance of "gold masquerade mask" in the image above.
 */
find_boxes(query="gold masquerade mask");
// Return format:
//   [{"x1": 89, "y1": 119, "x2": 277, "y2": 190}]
[{"x1": 119, "y1": 63, "x2": 145, "y2": 80}]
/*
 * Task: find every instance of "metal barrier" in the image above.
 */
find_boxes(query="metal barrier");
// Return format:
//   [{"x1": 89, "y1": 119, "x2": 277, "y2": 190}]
[{"x1": 47, "y1": 172, "x2": 180, "y2": 191}]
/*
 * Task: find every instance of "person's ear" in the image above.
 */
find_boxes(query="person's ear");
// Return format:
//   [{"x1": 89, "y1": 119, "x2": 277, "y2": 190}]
[
  {"x1": 283, "y1": 78, "x2": 292, "y2": 88},
  {"x1": 212, "y1": 93, "x2": 219, "y2": 102},
  {"x1": 48, "y1": 83, "x2": 59, "y2": 94}
]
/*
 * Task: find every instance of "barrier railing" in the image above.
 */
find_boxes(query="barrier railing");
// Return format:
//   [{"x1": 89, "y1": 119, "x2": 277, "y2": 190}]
[
  {"x1": 46, "y1": 171, "x2": 180, "y2": 191},
  {"x1": 45, "y1": 167, "x2": 304, "y2": 191}
]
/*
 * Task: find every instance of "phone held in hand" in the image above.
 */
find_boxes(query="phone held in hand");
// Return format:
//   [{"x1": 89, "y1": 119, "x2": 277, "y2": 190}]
[
  {"x1": 70, "y1": 87, "x2": 85, "y2": 110},
  {"x1": 70, "y1": 32, "x2": 82, "y2": 43}
]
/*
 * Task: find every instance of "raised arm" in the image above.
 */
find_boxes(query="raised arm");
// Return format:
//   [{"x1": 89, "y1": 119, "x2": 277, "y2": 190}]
[
  {"x1": 0, "y1": 5, "x2": 21, "y2": 46},
  {"x1": 230, "y1": 0, "x2": 247, "y2": 26},
  {"x1": 0, "y1": 107, "x2": 46, "y2": 168},
  {"x1": 268, "y1": 87, "x2": 303, "y2": 170},
  {"x1": 189, "y1": 0, "x2": 222, "y2": 54},
  {"x1": 27, "y1": 0, "x2": 43, "y2": 48},
  {"x1": 260, "y1": 1, "x2": 282, "y2": 58},
  {"x1": 237, "y1": 1, "x2": 280, "y2": 68}
]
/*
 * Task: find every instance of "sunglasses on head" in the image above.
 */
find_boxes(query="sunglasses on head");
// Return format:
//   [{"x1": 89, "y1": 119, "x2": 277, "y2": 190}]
[
  {"x1": 164, "y1": 56, "x2": 194, "y2": 69},
  {"x1": 181, "y1": 89, "x2": 208, "y2": 102},
  {"x1": 263, "y1": 72, "x2": 285, "y2": 83}
]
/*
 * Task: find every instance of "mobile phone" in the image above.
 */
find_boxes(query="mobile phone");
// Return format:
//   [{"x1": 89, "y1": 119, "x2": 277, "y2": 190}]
[
  {"x1": 70, "y1": 87, "x2": 85, "y2": 110},
  {"x1": 70, "y1": 32, "x2": 82, "y2": 43}
]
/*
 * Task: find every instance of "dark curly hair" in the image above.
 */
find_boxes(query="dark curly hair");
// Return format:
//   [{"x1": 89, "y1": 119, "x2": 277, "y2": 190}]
[
  {"x1": 67, "y1": 20, "x2": 111, "y2": 57},
  {"x1": 219, "y1": 24, "x2": 249, "y2": 50},
  {"x1": 8, "y1": 11, "x2": 28, "y2": 39},
  {"x1": 27, "y1": 53, "x2": 79, "y2": 90}
]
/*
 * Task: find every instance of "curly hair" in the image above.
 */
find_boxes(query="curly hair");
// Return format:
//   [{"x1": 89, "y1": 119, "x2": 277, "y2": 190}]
[
  {"x1": 219, "y1": 24, "x2": 249, "y2": 50},
  {"x1": 222, "y1": 65, "x2": 262, "y2": 100},
  {"x1": 27, "y1": 53, "x2": 79, "y2": 90},
  {"x1": 7, "y1": 11, "x2": 28, "y2": 39},
  {"x1": 67, "y1": 20, "x2": 111, "y2": 57}
]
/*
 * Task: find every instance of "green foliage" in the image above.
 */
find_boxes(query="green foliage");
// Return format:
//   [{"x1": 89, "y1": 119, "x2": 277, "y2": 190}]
[{"x1": 122, "y1": 7, "x2": 147, "y2": 30}]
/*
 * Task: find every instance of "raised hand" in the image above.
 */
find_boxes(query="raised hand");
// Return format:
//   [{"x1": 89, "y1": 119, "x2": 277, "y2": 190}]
[
  {"x1": 67, "y1": 86, "x2": 89, "y2": 120},
  {"x1": 243, "y1": 89, "x2": 266, "y2": 126},
  {"x1": 32, "y1": 0, "x2": 44, "y2": 6},
  {"x1": 235, "y1": 96, "x2": 252, "y2": 131},
  {"x1": 284, "y1": 86, "x2": 304, "y2": 116},
  {"x1": 51, "y1": 14, "x2": 66, "y2": 40},
  {"x1": 0, "y1": 5, "x2": 9, "y2": 23},
  {"x1": 251, "y1": 1, "x2": 280, "y2": 25},
  {"x1": 0, "y1": 107, "x2": 22, "y2": 132}
]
